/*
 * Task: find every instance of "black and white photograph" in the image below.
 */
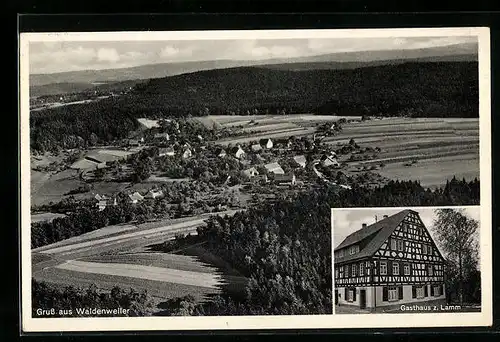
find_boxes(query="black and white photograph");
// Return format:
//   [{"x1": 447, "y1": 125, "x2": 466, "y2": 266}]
[
  {"x1": 20, "y1": 27, "x2": 491, "y2": 331},
  {"x1": 333, "y1": 207, "x2": 481, "y2": 314}
]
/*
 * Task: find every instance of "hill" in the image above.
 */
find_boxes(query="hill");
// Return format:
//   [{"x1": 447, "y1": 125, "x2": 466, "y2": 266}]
[
  {"x1": 30, "y1": 61, "x2": 478, "y2": 152},
  {"x1": 29, "y1": 42, "x2": 477, "y2": 87},
  {"x1": 126, "y1": 61, "x2": 478, "y2": 117}
]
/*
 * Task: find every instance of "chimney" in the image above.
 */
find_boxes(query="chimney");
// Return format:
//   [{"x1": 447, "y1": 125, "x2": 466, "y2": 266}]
[
  {"x1": 383, "y1": 215, "x2": 388, "y2": 219},
  {"x1": 362, "y1": 223, "x2": 367, "y2": 229}
]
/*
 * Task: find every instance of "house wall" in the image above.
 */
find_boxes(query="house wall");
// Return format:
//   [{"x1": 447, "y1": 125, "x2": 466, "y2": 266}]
[
  {"x1": 336, "y1": 284, "x2": 446, "y2": 309},
  {"x1": 374, "y1": 284, "x2": 446, "y2": 307},
  {"x1": 336, "y1": 286, "x2": 374, "y2": 308}
]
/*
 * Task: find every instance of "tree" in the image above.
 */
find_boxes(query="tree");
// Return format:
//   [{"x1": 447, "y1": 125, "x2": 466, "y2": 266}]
[{"x1": 432, "y1": 208, "x2": 479, "y2": 304}]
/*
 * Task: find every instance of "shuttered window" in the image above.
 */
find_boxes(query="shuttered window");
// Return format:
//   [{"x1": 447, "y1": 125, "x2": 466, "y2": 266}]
[
  {"x1": 398, "y1": 286, "x2": 403, "y2": 300},
  {"x1": 383, "y1": 287, "x2": 388, "y2": 301},
  {"x1": 388, "y1": 287, "x2": 398, "y2": 301}
]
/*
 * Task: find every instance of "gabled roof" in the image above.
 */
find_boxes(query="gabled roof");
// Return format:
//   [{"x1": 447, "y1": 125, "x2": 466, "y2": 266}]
[
  {"x1": 128, "y1": 192, "x2": 144, "y2": 201},
  {"x1": 334, "y1": 210, "x2": 411, "y2": 263}
]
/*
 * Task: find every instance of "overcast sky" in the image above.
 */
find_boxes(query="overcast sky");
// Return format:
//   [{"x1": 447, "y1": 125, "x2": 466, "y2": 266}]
[
  {"x1": 332, "y1": 207, "x2": 480, "y2": 251},
  {"x1": 29, "y1": 36, "x2": 477, "y2": 74}
]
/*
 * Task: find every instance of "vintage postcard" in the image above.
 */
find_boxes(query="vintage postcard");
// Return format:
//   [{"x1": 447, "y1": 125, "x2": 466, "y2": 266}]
[{"x1": 20, "y1": 27, "x2": 491, "y2": 332}]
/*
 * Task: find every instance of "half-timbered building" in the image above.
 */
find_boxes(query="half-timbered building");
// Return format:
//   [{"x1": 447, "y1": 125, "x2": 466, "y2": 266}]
[{"x1": 334, "y1": 209, "x2": 446, "y2": 311}]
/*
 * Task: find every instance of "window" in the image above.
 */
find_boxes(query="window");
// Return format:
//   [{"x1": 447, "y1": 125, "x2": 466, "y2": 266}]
[
  {"x1": 433, "y1": 285, "x2": 442, "y2": 296},
  {"x1": 359, "y1": 262, "x2": 365, "y2": 276},
  {"x1": 380, "y1": 261, "x2": 387, "y2": 275},
  {"x1": 347, "y1": 288, "x2": 356, "y2": 302},
  {"x1": 393, "y1": 262, "x2": 400, "y2": 275},
  {"x1": 349, "y1": 245, "x2": 359, "y2": 255},
  {"x1": 335, "y1": 268, "x2": 339, "y2": 278},
  {"x1": 429, "y1": 246, "x2": 433, "y2": 255},
  {"x1": 388, "y1": 287, "x2": 398, "y2": 301},
  {"x1": 352, "y1": 264, "x2": 357, "y2": 277},
  {"x1": 390, "y1": 238, "x2": 397, "y2": 250},
  {"x1": 345, "y1": 265, "x2": 349, "y2": 277},
  {"x1": 404, "y1": 264, "x2": 410, "y2": 275},
  {"x1": 366, "y1": 261, "x2": 370, "y2": 275},
  {"x1": 339, "y1": 266, "x2": 344, "y2": 278},
  {"x1": 428, "y1": 264, "x2": 434, "y2": 276},
  {"x1": 422, "y1": 244, "x2": 427, "y2": 254},
  {"x1": 397, "y1": 240, "x2": 404, "y2": 251}
]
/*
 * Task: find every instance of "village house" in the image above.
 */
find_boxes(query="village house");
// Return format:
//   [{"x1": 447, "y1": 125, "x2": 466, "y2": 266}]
[
  {"x1": 252, "y1": 174, "x2": 269, "y2": 184},
  {"x1": 230, "y1": 146, "x2": 246, "y2": 159},
  {"x1": 127, "y1": 139, "x2": 141, "y2": 147},
  {"x1": 159, "y1": 147, "x2": 175, "y2": 157},
  {"x1": 182, "y1": 148, "x2": 193, "y2": 159},
  {"x1": 334, "y1": 210, "x2": 446, "y2": 311},
  {"x1": 272, "y1": 173, "x2": 296, "y2": 186},
  {"x1": 260, "y1": 138, "x2": 273, "y2": 149},
  {"x1": 264, "y1": 162, "x2": 285, "y2": 175},
  {"x1": 293, "y1": 155, "x2": 307, "y2": 168},
  {"x1": 321, "y1": 154, "x2": 340, "y2": 167},
  {"x1": 242, "y1": 167, "x2": 259, "y2": 178},
  {"x1": 251, "y1": 144, "x2": 263, "y2": 152},
  {"x1": 145, "y1": 189, "x2": 164, "y2": 199},
  {"x1": 94, "y1": 194, "x2": 117, "y2": 211},
  {"x1": 128, "y1": 192, "x2": 144, "y2": 204},
  {"x1": 153, "y1": 132, "x2": 170, "y2": 142},
  {"x1": 215, "y1": 148, "x2": 227, "y2": 158}
]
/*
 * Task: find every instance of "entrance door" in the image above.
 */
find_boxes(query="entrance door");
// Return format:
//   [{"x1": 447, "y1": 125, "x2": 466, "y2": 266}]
[
  {"x1": 335, "y1": 290, "x2": 339, "y2": 305},
  {"x1": 359, "y1": 289, "x2": 366, "y2": 309}
]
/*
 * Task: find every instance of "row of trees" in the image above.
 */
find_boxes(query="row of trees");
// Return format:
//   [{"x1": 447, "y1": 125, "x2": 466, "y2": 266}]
[{"x1": 31, "y1": 181, "x2": 240, "y2": 249}]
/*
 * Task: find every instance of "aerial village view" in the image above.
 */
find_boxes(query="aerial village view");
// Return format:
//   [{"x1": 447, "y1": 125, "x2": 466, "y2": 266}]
[{"x1": 28, "y1": 34, "x2": 481, "y2": 317}]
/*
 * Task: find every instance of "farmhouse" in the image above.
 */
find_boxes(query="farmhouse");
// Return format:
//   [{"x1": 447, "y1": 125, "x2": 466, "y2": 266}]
[
  {"x1": 230, "y1": 146, "x2": 246, "y2": 159},
  {"x1": 264, "y1": 162, "x2": 285, "y2": 175},
  {"x1": 96, "y1": 197, "x2": 117, "y2": 211},
  {"x1": 127, "y1": 139, "x2": 141, "y2": 147},
  {"x1": 159, "y1": 147, "x2": 175, "y2": 157},
  {"x1": 293, "y1": 155, "x2": 307, "y2": 168},
  {"x1": 251, "y1": 144, "x2": 263, "y2": 152},
  {"x1": 260, "y1": 138, "x2": 273, "y2": 149},
  {"x1": 182, "y1": 149, "x2": 193, "y2": 159},
  {"x1": 334, "y1": 210, "x2": 446, "y2": 311},
  {"x1": 128, "y1": 192, "x2": 144, "y2": 204},
  {"x1": 215, "y1": 148, "x2": 227, "y2": 158},
  {"x1": 145, "y1": 189, "x2": 164, "y2": 199},
  {"x1": 321, "y1": 155, "x2": 340, "y2": 167},
  {"x1": 242, "y1": 167, "x2": 259, "y2": 178},
  {"x1": 154, "y1": 132, "x2": 170, "y2": 141},
  {"x1": 272, "y1": 173, "x2": 296, "y2": 186}
]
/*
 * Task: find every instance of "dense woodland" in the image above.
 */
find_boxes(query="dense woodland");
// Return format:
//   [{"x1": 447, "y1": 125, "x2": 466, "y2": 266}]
[
  {"x1": 30, "y1": 62, "x2": 478, "y2": 152},
  {"x1": 150, "y1": 178, "x2": 480, "y2": 316}
]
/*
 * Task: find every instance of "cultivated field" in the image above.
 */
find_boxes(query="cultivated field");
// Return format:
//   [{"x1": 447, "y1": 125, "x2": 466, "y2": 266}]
[
  {"x1": 32, "y1": 211, "x2": 247, "y2": 310},
  {"x1": 332, "y1": 117, "x2": 480, "y2": 188}
]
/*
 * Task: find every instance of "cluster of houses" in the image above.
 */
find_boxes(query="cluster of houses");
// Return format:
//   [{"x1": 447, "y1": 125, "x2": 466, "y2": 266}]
[{"x1": 94, "y1": 189, "x2": 165, "y2": 211}]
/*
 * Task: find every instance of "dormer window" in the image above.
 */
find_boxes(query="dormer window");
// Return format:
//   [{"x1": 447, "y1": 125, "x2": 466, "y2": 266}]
[{"x1": 349, "y1": 245, "x2": 359, "y2": 255}]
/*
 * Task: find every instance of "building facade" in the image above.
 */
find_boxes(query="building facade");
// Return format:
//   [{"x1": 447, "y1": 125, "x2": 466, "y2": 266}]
[{"x1": 334, "y1": 210, "x2": 446, "y2": 311}]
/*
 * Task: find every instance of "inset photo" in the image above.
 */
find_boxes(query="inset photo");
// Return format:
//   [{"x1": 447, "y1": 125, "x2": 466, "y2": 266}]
[{"x1": 333, "y1": 207, "x2": 481, "y2": 314}]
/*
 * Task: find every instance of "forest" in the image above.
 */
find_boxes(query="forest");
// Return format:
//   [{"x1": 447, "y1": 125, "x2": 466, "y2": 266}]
[
  {"x1": 146, "y1": 178, "x2": 480, "y2": 316},
  {"x1": 30, "y1": 61, "x2": 478, "y2": 152}
]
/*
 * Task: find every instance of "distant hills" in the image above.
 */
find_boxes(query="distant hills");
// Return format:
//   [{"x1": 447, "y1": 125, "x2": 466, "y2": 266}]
[
  {"x1": 29, "y1": 42, "x2": 477, "y2": 97},
  {"x1": 30, "y1": 60, "x2": 479, "y2": 152}
]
